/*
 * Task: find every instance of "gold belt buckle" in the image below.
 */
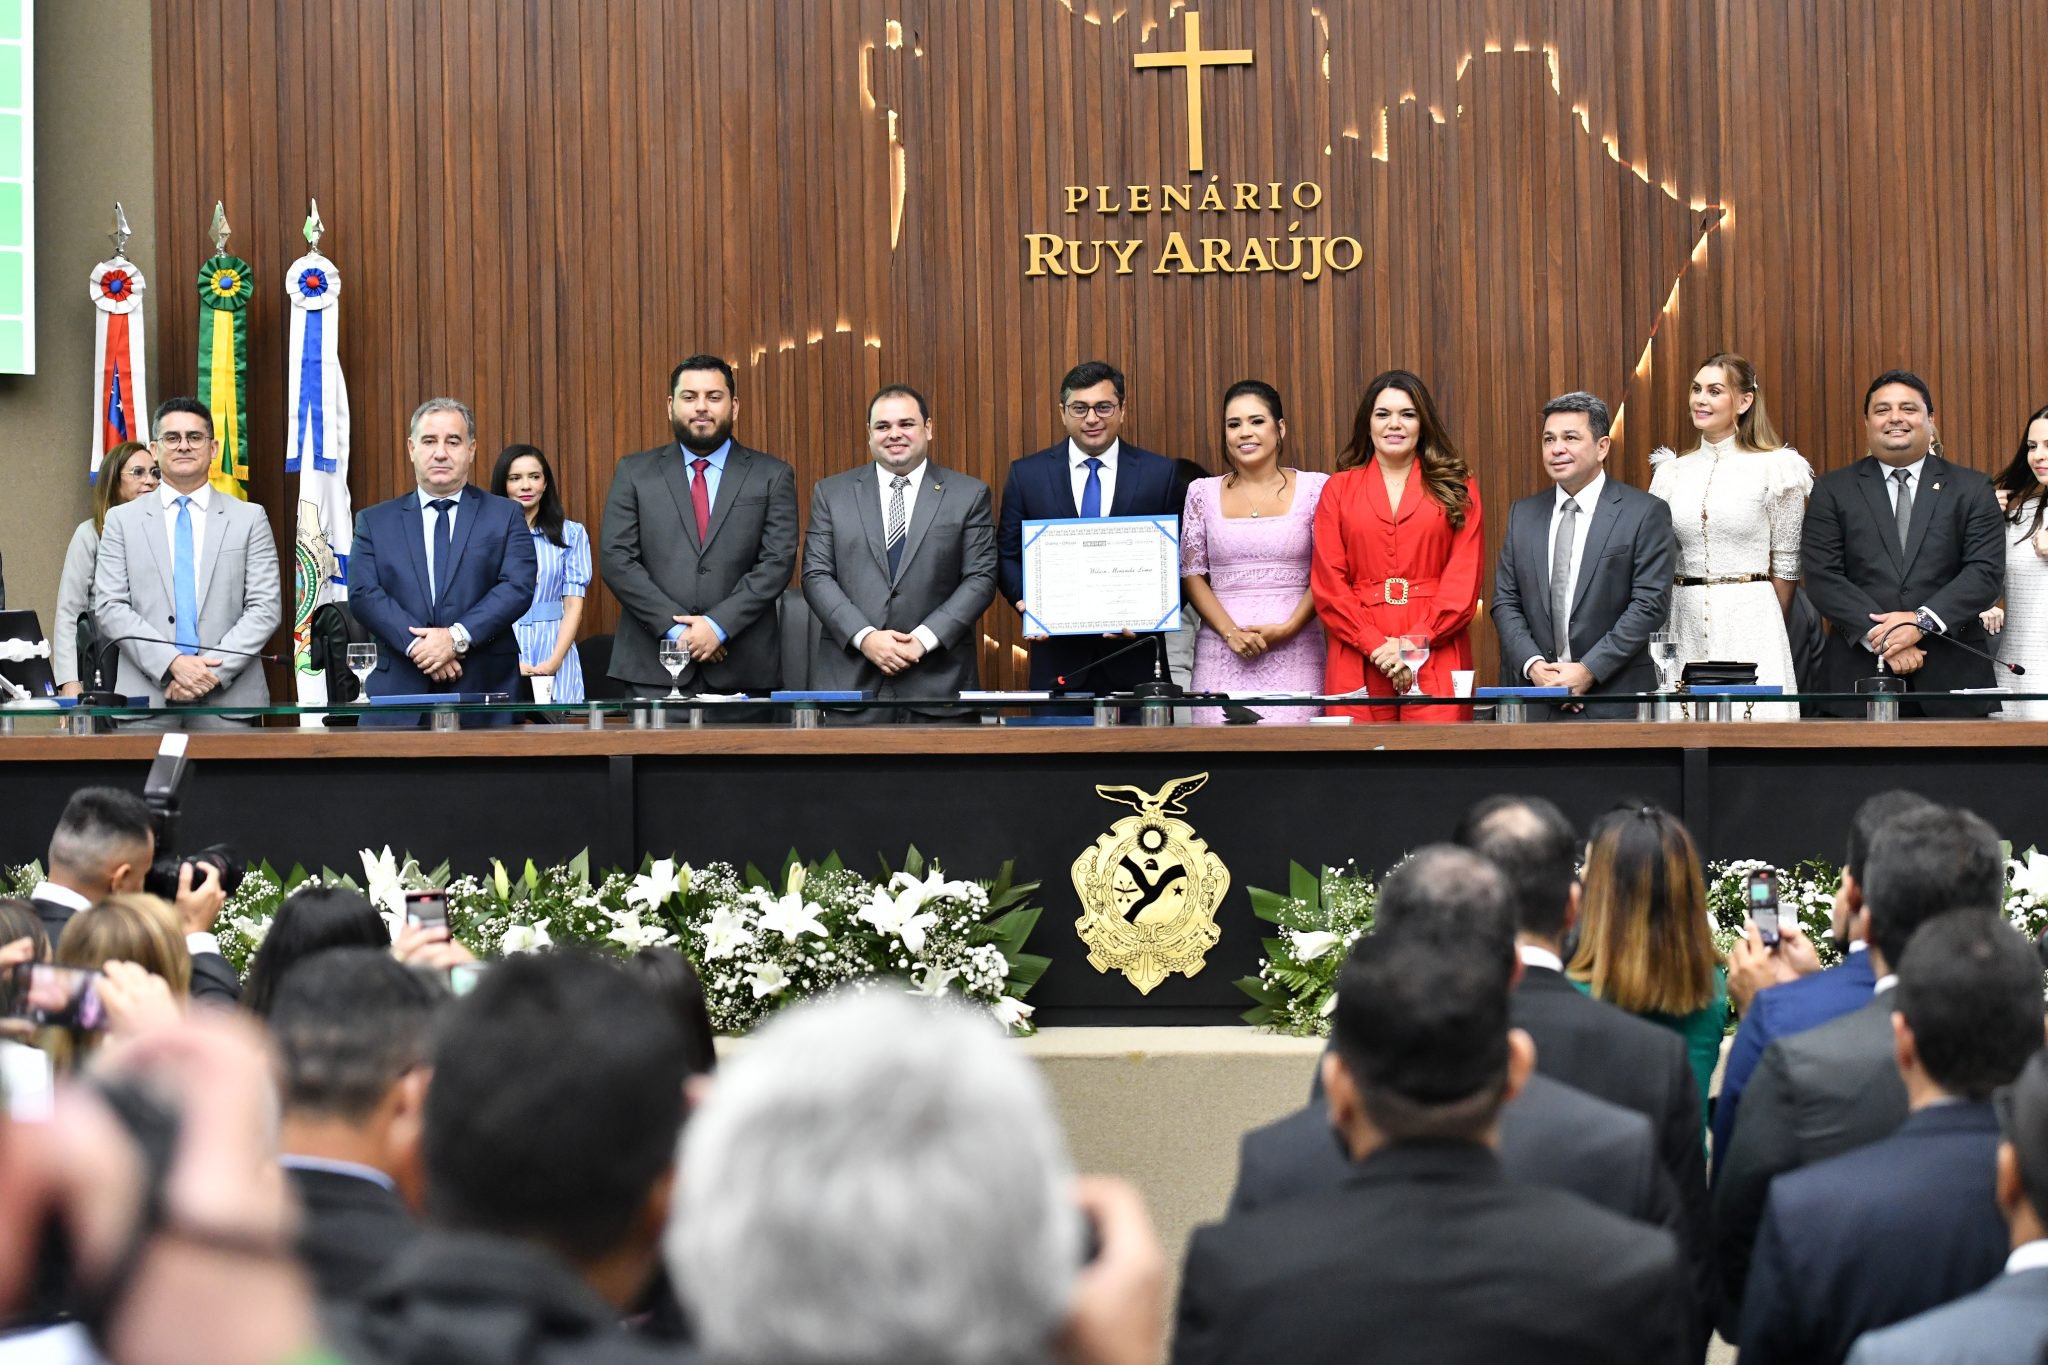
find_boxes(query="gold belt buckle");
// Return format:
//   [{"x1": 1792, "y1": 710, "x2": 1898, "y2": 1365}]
[{"x1": 1384, "y1": 577, "x2": 1410, "y2": 605}]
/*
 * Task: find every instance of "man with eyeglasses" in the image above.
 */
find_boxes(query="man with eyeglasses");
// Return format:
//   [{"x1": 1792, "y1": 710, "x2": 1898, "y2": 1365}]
[
  {"x1": 997, "y1": 360, "x2": 1190, "y2": 691},
  {"x1": 92, "y1": 396, "x2": 281, "y2": 725}
]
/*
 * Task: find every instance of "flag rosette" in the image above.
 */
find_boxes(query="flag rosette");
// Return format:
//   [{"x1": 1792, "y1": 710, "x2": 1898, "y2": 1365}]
[
  {"x1": 288, "y1": 261, "x2": 340, "y2": 311},
  {"x1": 89, "y1": 260, "x2": 146, "y2": 314},
  {"x1": 199, "y1": 255, "x2": 253, "y2": 311}
]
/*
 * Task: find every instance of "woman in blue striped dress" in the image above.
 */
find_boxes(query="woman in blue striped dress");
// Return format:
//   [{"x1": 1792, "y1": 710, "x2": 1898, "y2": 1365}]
[{"x1": 491, "y1": 444, "x2": 589, "y2": 703}]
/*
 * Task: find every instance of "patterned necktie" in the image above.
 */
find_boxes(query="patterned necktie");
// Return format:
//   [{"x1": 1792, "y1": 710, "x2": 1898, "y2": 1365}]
[
  {"x1": 429, "y1": 498, "x2": 455, "y2": 605},
  {"x1": 690, "y1": 458, "x2": 712, "y2": 541},
  {"x1": 1550, "y1": 496, "x2": 1579, "y2": 660},
  {"x1": 886, "y1": 474, "x2": 910, "y2": 576},
  {"x1": 1891, "y1": 469, "x2": 1914, "y2": 551},
  {"x1": 172, "y1": 496, "x2": 200, "y2": 654},
  {"x1": 1080, "y1": 457, "x2": 1104, "y2": 518}
]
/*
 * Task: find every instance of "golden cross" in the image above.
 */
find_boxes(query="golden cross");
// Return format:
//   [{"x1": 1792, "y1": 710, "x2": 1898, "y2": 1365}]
[{"x1": 1134, "y1": 11, "x2": 1253, "y2": 173}]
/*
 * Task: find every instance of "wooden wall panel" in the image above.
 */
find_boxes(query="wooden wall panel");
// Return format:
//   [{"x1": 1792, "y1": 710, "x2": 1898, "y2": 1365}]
[{"x1": 153, "y1": 0, "x2": 2048, "y2": 690}]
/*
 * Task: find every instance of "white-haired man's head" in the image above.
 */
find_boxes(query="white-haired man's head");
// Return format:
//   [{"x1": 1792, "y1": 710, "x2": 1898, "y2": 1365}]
[{"x1": 668, "y1": 990, "x2": 1081, "y2": 1365}]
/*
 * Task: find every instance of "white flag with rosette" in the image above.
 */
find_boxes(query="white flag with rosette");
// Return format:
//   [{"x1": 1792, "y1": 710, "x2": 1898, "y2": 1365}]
[
  {"x1": 285, "y1": 229, "x2": 351, "y2": 722},
  {"x1": 87, "y1": 255, "x2": 147, "y2": 480}
]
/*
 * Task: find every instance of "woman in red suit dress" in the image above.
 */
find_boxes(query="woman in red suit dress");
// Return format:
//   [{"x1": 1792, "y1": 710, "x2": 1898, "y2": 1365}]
[{"x1": 1311, "y1": 369, "x2": 1484, "y2": 722}]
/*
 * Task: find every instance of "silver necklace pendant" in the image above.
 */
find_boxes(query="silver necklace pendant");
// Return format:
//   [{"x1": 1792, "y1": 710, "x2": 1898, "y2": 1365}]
[{"x1": 1251, "y1": 509, "x2": 1260, "y2": 518}]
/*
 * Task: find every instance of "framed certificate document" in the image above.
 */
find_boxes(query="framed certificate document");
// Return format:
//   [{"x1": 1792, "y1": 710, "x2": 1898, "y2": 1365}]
[{"x1": 1019, "y1": 516, "x2": 1183, "y2": 636}]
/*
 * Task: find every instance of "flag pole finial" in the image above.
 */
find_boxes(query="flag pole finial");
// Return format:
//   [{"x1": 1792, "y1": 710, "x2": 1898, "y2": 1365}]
[
  {"x1": 208, "y1": 201, "x2": 231, "y2": 256},
  {"x1": 109, "y1": 202, "x2": 131, "y2": 259},
  {"x1": 303, "y1": 199, "x2": 324, "y2": 252}
]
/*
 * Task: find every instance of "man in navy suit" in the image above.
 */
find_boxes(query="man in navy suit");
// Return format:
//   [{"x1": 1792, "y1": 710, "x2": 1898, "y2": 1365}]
[
  {"x1": 1737, "y1": 911, "x2": 2041, "y2": 1364},
  {"x1": 997, "y1": 360, "x2": 1188, "y2": 692},
  {"x1": 346, "y1": 398, "x2": 537, "y2": 727},
  {"x1": 1714, "y1": 790, "x2": 1936, "y2": 1164}
]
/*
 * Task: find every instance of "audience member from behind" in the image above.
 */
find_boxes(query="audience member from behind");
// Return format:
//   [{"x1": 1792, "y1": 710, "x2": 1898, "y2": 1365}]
[
  {"x1": 1453, "y1": 794, "x2": 1711, "y2": 1347},
  {"x1": 625, "y1": 946, "x2": 717, "y2": 1078},
  {"x1": 0, "y1": 899, "x2": 50, "y2": 961},
  {"x1": 1847, "y1": 1050, "x2": 2048, "y2": 1363},
  {"x1": 1227, "y1": 847, "x2": 1687, "y2": 1277},
  {"x1": 1569, "y1": 804, "x2": 1728, "y2": 1113},
  {"x1": 1714, "y1": 789, "x2": 1939, "y2": 1162},
  {"x1": 1713, "y1": 802, "x2": 2005, "y2": 1334},
  {"x1": 1739, "y1": 911, "x2": 2045, "y2": 1364},
  {"x1": 272, "y1": 948, "x2": 447, "y2": 1301},
  {"x1": 57, "y1": 893, "x2": 192, "y2": 998},
  {"x1": 333, "y1": 949, "x2": 691, "y2": 1364},
  {"x1": 243, "y1": 885, "x2": 470, "y2": 1018},
  {"x1": 1174, "y1": 862, "x2": 1691, "y2": 1365},
  {"x1": 671, "y1": 991, "x2": 1169, "y2": 1365}
]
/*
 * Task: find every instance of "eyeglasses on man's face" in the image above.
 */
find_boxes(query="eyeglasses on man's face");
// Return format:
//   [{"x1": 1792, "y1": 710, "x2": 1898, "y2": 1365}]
[
  {"x1": 1064, "y1": 401, "x2": 1121, "y2": 419},
  {"x1": 156, "y1": 431, "x2": 212, "y2": 448}
]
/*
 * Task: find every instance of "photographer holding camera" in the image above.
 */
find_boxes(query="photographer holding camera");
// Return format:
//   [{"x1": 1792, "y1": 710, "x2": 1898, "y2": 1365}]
[{"x1": 26, "y1": 788, "x2": 239, "y2": 1005}]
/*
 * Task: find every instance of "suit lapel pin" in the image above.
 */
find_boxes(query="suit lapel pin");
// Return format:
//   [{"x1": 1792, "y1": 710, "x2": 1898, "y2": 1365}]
[{"x1": 1932, "y1": 482, "x2": 1942, "y2": 491}]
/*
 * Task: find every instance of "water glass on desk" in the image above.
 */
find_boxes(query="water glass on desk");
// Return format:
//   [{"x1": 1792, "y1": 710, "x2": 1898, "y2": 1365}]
[
  {"x1": 659, "y1": 640, "x2": 688, "y2": 700},
  {"x1": 346, "y1": 643, "x2": 377, "y2": 702}
]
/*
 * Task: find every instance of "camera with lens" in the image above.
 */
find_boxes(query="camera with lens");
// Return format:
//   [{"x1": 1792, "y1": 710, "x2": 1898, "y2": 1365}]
[{"x1": 136, "y1": 735, "x2": 247, "y2": 900}]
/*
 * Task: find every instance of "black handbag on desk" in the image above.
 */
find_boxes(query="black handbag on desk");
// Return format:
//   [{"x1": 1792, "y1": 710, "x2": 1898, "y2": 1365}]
[{"x1": 1680, "y1": 660, "x2": 1760, "y2": 688}]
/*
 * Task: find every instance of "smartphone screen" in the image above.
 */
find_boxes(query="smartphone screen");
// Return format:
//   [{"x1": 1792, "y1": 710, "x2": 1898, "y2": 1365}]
[
  {"x1": 2, "y1": 964, "x2": 107, "y2": 1031},
  {"x1": 0, "y1": 1040, "x2": 54, "y2": 1122},
  {"x1": 404, "y1": 889, "x2": 449, "y2": 930},
  {"x1": 448, "y1": 962, "x2": 488, "y2": 996},
  {"x1": 1745, "y1": 872, "x2": 1781, "y2": 947}
]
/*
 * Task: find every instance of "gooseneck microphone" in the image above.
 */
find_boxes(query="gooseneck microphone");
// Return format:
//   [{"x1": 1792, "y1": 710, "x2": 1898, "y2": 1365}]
[
  {"x1": 82, "y1": 634, "x2": 287, "y2": 709},
  {"x1": 1052, "y1": 634, "x2": 1165, "y2": 695}
]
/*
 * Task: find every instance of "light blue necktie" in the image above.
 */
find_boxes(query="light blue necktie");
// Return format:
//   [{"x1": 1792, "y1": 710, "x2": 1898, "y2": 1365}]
[
  {"x1": 1080, "y1": 457, "x2": 1104, "y2": 518},
  {"x1": 172, "y1": 496, "x2": 200, "y2": 654}
]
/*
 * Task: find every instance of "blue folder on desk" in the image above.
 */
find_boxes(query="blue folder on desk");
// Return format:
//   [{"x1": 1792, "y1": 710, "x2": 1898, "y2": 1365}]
[
  {"x1": 1472, "y1": 686, "x2": 1570, "y2": 699},
  {"x1": 769, "y1": 690, "x2": 865, "y2": 702},
  {"x1": 1683, "y1": 684, "x2": 1784, "y2": 696},
  {"x1": 369, "y1": 692, "x2": 511, "y2": 706}
]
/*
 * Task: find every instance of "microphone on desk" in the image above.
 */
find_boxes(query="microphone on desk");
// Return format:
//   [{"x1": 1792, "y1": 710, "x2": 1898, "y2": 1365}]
[
  {"x1": 1052, "y1": 632, "x2": 1185, "y2": 698},
  {"x1": 82, "y1": 635, "x2": 287, "y2": 709},
  {"x1": 1922, "y1": 624, "x2": 2025, "y2": 675}
]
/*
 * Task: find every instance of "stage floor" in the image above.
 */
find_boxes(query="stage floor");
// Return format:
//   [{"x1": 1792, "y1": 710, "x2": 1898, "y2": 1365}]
[{"x1": 4, "y1": 720, "x2": 2042, "y2": 1024}]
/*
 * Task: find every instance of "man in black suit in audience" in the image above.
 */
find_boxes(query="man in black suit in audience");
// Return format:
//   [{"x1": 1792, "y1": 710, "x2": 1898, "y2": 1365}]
[
  {"x1": 1454, "y1": 795, "x2": 1712, "y2": 1347},
  {"x1": 25, "y1": 786, "x2": 238, "y2": 1004},
  {"x1": 1713, "y1": 803, "x2": 2005, "y2": 1337},
  {"x1": 1173, "y1": 846, "x2": 1691, "y2": 1365},
  {"x1": 1738, "y1": 912, "x2": 2041, "y2": 1364},
  {"x1": 1803, "y1": 370, "x2": 2005, "y2": 716},
  {"x1": 273, "y1": 949, "x2": 444, "y2": 1301},
  {"x1": 332, "y1": 952, "x2": 693, "y2": 1364},
  {"x1": 1230, "y1": 847, "x2": 1683, "y2": 1246},
  {"x1": 1847, "y1": 1050, "x2": 2048, "y2": 1364}
]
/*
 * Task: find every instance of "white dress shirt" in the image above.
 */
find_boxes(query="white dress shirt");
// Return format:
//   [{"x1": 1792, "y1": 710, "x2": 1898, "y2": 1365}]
[
  {"x1": 851, "y1": 459, "x2": 942, "y2": 656},
  {"x1": 1068, "y1": 438, "x2": 1120, "y2": 517},
  {"x1": 158, "y1": 479, "x2": 212, "y2": 570},
  {"x1": 1524, "y1": 471, "x2": 1606, "y2": 677},
  {"x1": 279, "y1": 1153, "x2": 400, "y2": 1194},
  {"x1": 2005, "y1": 1239, "x2": 2048, "y2": 1276},
  {"x1": 1517, "y1": 943, "x2": 1565, "y2": 972},
  {"x1": 1865, "y1": 455, "x2": 1946, "y2": 644}
]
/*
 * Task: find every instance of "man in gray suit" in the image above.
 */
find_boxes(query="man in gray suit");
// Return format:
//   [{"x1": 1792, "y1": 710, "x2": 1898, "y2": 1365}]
[
  {"x1": 601, "y1": 354, "x2": 799, "y2": 698},
  {"x1": 801, "y1": 385, "x2": 996, "y2": 719},
  {"x1": 1490, "y1": 391, "x2": 1675, "y2": 718},
  {"x1": 1846, "y1": 1049, "x2": 2048, "y2": 1365},
  {"x1": 93, "y1": 397, "x2": 281, "y2": 722}
]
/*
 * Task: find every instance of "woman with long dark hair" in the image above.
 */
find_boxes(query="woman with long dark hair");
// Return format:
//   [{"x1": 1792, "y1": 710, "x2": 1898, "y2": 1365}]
[
  {"x1": 1569, "y1": 804, "x2": 1727, "y2": 1113},
  {"x1": 1179, "y1": 379, "x2": 1329, "y2": 721},
  {"x1": 1982, "y1": 403, "x2": 2048, "y2": 717},
  {"x1": 1310, "y1": 370, "x2": 1483, "y2": 721},
  {"x1": 491, "y1": 443, "x2": 591, "y2": 704},
  {"x1": 53, "y1": 441, "x2": 159, "y2": 695}
]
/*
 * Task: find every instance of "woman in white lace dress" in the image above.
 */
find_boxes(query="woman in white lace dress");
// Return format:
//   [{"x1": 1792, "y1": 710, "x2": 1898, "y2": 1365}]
[
  {"x1": 1649, "y1": 354, "x2": 1813, "y2": 719},
  {"x1": 1981, "y1": 404, "x2": 2048, "y2": 719}
]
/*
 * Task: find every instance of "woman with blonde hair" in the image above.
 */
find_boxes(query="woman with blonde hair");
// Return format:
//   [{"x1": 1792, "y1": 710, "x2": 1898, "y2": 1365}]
[
  {"x1": 56, "y1": 892, "x2": 192, "y2": 998},
  {"x1": 53, "y1": 441, "x2": 160, "y2": 696},
  {"x1": 1649, "y1": 354, "x2": 1812, "y2": 718},
  {"x1": 1569, "y1": 804, "x2": 1727, "y2": 1113}
]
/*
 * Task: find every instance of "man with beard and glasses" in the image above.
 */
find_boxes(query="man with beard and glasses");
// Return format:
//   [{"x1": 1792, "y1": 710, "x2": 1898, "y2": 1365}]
[{"x1": 601, "y1": 354, "x2": 799, "y2": 700}]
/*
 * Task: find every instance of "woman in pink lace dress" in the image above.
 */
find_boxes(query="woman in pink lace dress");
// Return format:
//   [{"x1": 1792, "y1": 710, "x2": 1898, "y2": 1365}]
[{"x1": 1180, "y1": 380, "x2": 1330, "y2": 722}]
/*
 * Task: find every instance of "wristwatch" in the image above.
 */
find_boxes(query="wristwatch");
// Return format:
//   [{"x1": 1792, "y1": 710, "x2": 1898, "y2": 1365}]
[
  {"x1": 450, "y1": 623, "x2": 471, "y2": 656},
  {"x1": 1914, "y1": 608, "x2": 1939, "y2": 636}
]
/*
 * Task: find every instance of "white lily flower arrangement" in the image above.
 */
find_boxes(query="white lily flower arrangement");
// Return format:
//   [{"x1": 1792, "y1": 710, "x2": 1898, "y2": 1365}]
[{"x1": 1237, "y1": 861, "x2": 1379, "y2": 1038}]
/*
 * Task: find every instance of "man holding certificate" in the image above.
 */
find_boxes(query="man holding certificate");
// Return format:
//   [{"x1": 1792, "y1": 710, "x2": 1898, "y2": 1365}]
[{"x1": 997, "y1": 361, "x2": 1189, "y2": 691}]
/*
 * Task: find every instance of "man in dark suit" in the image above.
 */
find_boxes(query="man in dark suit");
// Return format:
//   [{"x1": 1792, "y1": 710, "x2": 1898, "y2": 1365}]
[
  {"x1": 273, "y1": 948, "x2": 445, "y2": 1301},
  {"x1": 1173, "y1": 848, "x2": 1690, "y2": 1365},
  {"x1": 332, "y1": 953, "x2": 691, "y2": 1364},
  {"x1": 1847, "y1": 1050, "x2": 2048, "y2": 1365},
  {"x1": 602, "y1": 355, "x2": 799, "y2": 699},
  {"x1": 997, "y1": 360, "x2": 1188, "y2": 692},
  {"x1": 1491, "y1": 391, "x2": 1676, "y2": 717},
  {"x1": 25, "y1": 785, "x2": 238, "y2": 1004},
  {"x1": 1803, "y1": 370, "x2": 2005, "y2": 716},
  {"x1": 345, "y1": 398, "x2": 537, "y2": 727},
  {"x1": 1714, "y1": 790, "x2": 1936, "y2": 1161},
  {"x1": 1454, "y1": 795, "x2": 1713, "y2": 1350},
  {"x1": 1714, "y1": 803, "x2": 2006, "y2": 1336},
  {"x1": 1738, "y1": 912, "x2": 2041, "y2": 1364},
  {"x1": 801, "y1": 384, "x2": 996, "y2": 718}
]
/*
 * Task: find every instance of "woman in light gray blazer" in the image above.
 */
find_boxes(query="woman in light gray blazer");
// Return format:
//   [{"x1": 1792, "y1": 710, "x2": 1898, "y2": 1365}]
[{"x1": 54, "y1": 441, "x2": 157, "y2": 694}]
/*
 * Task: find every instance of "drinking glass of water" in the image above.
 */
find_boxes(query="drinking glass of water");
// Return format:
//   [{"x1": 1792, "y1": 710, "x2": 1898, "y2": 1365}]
[
  {"x1": 1649, "y1": 631, "x2": 1681, "y2": 693},
  {"x1": 1397, "y1": 634, "x2": 1431, "y2": 698},
  {"x1": 345, "y1": 643, "x2": 377, "y2": 703},
  {"x1": 659, "y1": 639, "x2": 689, "y2": 700}
]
